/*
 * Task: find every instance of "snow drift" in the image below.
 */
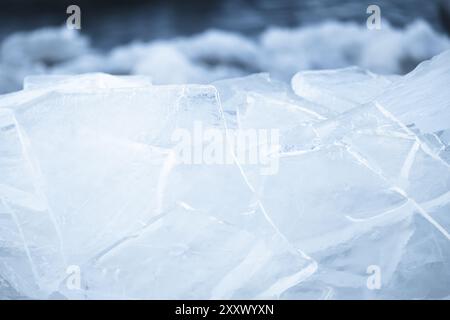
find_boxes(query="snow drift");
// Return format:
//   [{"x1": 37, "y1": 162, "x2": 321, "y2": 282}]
[{"x1": 0, "y1": 19, "x2": 448, "y2": 94}]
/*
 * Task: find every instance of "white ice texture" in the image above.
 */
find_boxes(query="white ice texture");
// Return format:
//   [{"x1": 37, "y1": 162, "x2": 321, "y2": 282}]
[{"x1": 0, "y1": 49, "x2": 450, "y2": 299}]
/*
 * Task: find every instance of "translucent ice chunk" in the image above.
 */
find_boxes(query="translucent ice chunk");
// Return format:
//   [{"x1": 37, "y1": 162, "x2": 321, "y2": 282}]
[
  {"x1": 0, "y1": 76, "x2": 315, "y2": 299},
  {"x1": 376, "y1": 50, "x2": 450, "y2": 133},
  {"x1": 291, "y1": 66, "x2": 395, "y2": 113}
]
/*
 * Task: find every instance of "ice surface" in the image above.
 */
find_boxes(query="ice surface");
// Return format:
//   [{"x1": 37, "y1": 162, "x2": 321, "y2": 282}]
[
  {"x1": 291, "y1": 67, "x2": 397, "y2": 113},
  {"x1": 0, "y1": 50, "x2": 450, "y2": 299}
]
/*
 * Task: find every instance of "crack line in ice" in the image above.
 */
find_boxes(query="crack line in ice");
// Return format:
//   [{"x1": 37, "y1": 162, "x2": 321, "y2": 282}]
[
  {"x1": 90, "y1": 213, "x2": 168, "y2": 265},
  {"x1": 375, "y1": 102, "x2": 450, "y2": 169},
  {"x1": 422, "y1": 190, "x2": 450, "y2": 210},
  {"x1": 345, "y1": 199, "x2": 410, "y2": 223},
  {"x1": 320, "y1": 286, "x2": 334, "y2": 300},
  {"x1": 0, "y1": 197, "x2": 41, "y2": 289},
  {"x1": 431, "y1": 232, "x2": 446, "y2": 263},
  {"x1": 343, "y1": 141, "x2": 450, "y2": 241},
  {"x1": 210, "y1": 240, "x2": 272, "y2": 299},
  {"x1": 372, "y1": 128, "x2": 415, "y2": 140},
  {"x1": 400, "y1": 140, "x2": 420, "y2": 180},
  {"x1": 392, "y1": 186, "x2": 450, "y2": 240},
  {"x1": 11, "y1": 113, "x2": 67, "y2": 265},
  {"x1": 177, "y1": 201, "x2": 196, "y2": 211},
  {"x1": 252, "y1": 92, "x2": 327, "y2": 121},
  {"x1": 257, "y1": 261, "x2": 318, "y2": 299},
  {"x1": 431, "y1": 132, "x2": 447, "y2": 153}
]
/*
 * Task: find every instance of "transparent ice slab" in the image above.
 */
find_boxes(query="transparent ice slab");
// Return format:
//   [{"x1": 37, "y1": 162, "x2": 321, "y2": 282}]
[{"x1": 0, "y1": 78, "x2": 315, "y2": 299}]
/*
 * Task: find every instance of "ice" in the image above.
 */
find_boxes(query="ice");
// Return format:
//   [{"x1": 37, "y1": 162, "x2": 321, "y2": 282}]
[
  {"x1": 376, "y1": 50, "x2": 450, "y2": 133},
  {"x1": 291, "y1": 67, "x2": 397, "y2": 113},
  {"x1": 69, "y1": 207, "x2": 315, "y2": 299},
  {"x1": 1, "y1": 49, "x2": 450, "y2": 299},
  {"x1": 23, "y1": 73, "x2": 153, "y2": 91},
  {"x1": 0, "y1": 76, "x2": 315, "y2": 299}
]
